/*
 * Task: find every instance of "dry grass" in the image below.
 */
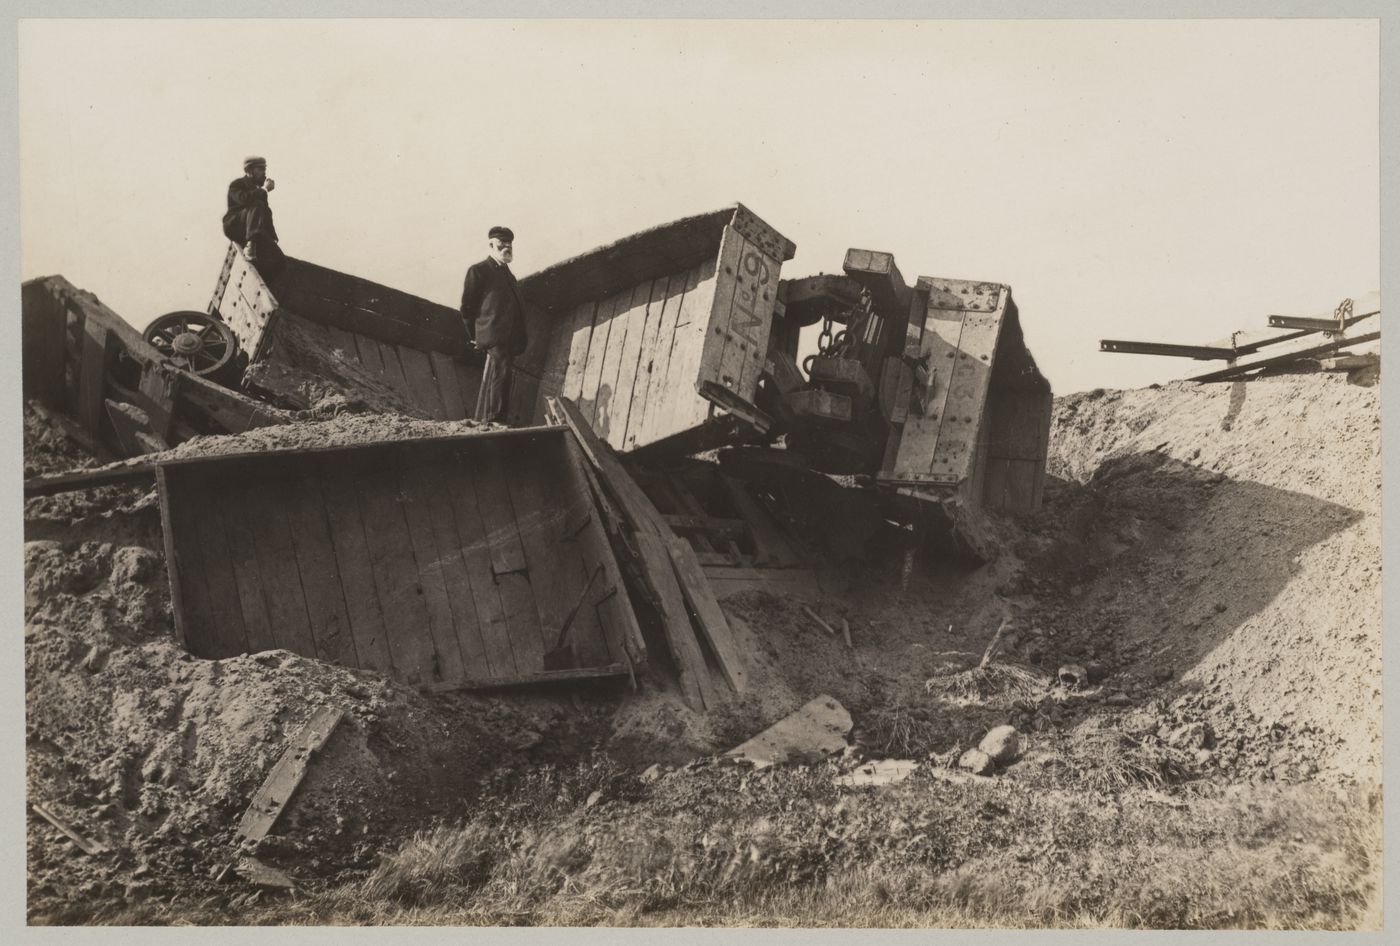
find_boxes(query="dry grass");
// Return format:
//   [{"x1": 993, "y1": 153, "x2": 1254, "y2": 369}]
[
  {"x1": 96, "y1": 764, "x2": 1379, "y2": 930},
  {"x1": 925, "y1": 661, "x2": 1051, "y2": 707}
]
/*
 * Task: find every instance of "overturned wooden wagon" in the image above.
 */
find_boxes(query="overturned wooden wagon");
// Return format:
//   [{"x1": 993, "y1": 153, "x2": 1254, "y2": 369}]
[{"x1": 208, "y1": 246, "x2": 485, "y2": 420}]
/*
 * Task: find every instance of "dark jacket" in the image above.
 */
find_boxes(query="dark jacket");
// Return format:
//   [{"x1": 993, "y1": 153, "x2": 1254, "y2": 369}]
[
  {"x1": 222, "y1": 177, "x2": 277, "y2": 245},
  {"x1": 461, "y1": 257, "x2": 528, "y2": 356}
]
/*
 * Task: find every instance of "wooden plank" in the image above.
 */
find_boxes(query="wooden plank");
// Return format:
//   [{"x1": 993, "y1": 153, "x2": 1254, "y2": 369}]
[
  {"x1": 634, "y1": 269, "x2": 691, "y2": 449},
  {"x1": 456, "y1": 361, "x2": 482, "y2": 416},
  {"x1": 240, "y1": 478, "x2": 318, "y2": 658},
  {"x1": 220, "y1": 480, "x2": 279, "y2": 655},
  {"x1": 503, "y1": 442, "x2": 601, "y2": 667},
  {"x1": 667, "y1": 536, "x2": 749, "y2": 693},
  {"x1": 394, "y1": 453, "x2": 469, "y2": 683},
  {"x1": 663, "y1": 257, "x2": 722, "y2": 435},
  {"x1": 536, "y1": 304, "x2": 580, "y2": 415},
  {"x1": 982, "y1": 456, "x2": 1011, "y2": 512},
  {"x1": 405, "y1": 459, "x2": 491, "y2": 679},
  {"x1": 23, "y1": 463, "x2": 157, "y2": 498},
  {"x1": 551, "y1": 396, "x2": 666, "y2": 536},
  {"x1": 422, "y1": 664, "x2": 631, "y2": 693},
  {"x1": 180, "y1": 471, "x2": 251, "y2": 658},
  {"x1": 156, "y1": 467, "x2": 192, "y2": 649},
  {"x1": 376, "y1": 342, "x2": 417, "y2": 402},
  {"x1": 355, "y1": 461, "x2": 442, "y2": 685},
  {"x1": 30, "y1": 802, "x2": 109, "y2": 856},
  {"x1": 472, "y1": 442, "x2": 545, "y2": 673},
  {"x1": 591, "y1": 287, "x2": 639, "y2": 438},
  {"x1": 559, "y1": 301, "x2": 598, "y2": 403},
  {"x1": 431, "y1": 351, "x2": 468, "y2": 420},
  {"x1": 77, "y1": 320, "x2": 110, "y2": 438},
  {"x1": 1005, "y1": 459, "x2": 1039, "y2": 515},
  {"x1": 282, "y1": 474, "x2": 359, "y2": 667},
  {"x1": 508, "y1": 367, "x2": 541, "y2": 428},
  {"x1": 559, "y1": 438, "x2": 647, "y2": 668},
  {"x1": 235, "y1": 707, "x2": 344, "y2": 843},
  {"x1": 618, "y1": 275, "x2": 667, "y2": 451},
  {"x1": 603, "y1": 282, "x2": 653, "y2": 449},
  {"x1": 440, "y1": 456, "x2": 518, "y2": 678},
  {"x1": 136, "y1": 365, "x2": 179, "y2": 441},
  {"x1": 719, "y1": 474, "x2": 800, "y2": 567},
  {"x1": 22, "y1": 279, "x2": 69, "y2": 403},
  {"x1": 706, "y1": 228, "x2": 779, "y2": 407},
  {"x1": 927, "y1": 308, "x2": 1005, "y2": 484},
  {"x1": 397, "y1": 346, "x2": 448, "y2": 419},
  {"x1": 317, "y1": 463, "x2": 395, "y2": 676},
  {"x1": 578, "y1": 291, "x2": 621, "y2": 425},
  {"x1": 351, "y1": 330, "x2": 386, "y2": 375},
  {"x1": 635, "y1": 531, "x2": 714, "y2": 712},
  {"x1": 892, "y1": 301, "x2": 968, "y2": 480}
]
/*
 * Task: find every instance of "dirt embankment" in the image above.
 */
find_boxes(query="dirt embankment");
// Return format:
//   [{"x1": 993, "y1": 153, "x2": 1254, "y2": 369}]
[
  {"x1": 22, "y1": 368, "x2": 1381, "y2": 923},
  {"x1": 1033, "y1": 373, "x2": 1381, "y2": 780}
]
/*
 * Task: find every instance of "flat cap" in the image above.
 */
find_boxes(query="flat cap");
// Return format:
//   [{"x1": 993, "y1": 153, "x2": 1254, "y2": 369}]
[
  {"x1": 488, "y1": 226, "x2": 514, "y2": 243},
  {"x1": 243, "y1": 155, "x2": 267, "y2": 169}
]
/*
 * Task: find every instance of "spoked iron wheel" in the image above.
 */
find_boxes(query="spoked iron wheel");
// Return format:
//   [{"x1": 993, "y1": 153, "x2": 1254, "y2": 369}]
[{"x1": 143, "y1": 311, "x2": 239, "y2": 378}]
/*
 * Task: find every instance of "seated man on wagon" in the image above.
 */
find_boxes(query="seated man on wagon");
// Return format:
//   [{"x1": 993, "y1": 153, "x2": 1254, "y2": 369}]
[{"x1": 222, "y1": 155, "x2": 285, "y2": 281}]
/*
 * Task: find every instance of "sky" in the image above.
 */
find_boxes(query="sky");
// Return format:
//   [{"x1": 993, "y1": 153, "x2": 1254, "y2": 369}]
[{"x1": 17, "y1": 17, "x2": 1380, "y2": 395}]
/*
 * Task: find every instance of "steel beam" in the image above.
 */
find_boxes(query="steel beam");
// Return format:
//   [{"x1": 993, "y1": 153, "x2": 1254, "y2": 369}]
[{"x1": 1099, "y1": 339, "x2": 1236, "y2": 360}]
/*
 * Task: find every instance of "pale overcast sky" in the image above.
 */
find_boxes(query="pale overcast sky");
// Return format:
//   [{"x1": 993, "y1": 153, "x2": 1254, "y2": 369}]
[{"x1": 18, "y1": 18, "x2": 1379, "y2": 394}]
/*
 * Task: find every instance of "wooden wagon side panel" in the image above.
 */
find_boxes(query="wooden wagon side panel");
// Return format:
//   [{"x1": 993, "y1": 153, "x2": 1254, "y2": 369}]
[
  {"x1": 158, "y1": 430, "x2": 636, "y2": 689},
  {"x1": 699, "y1": 224, "x2": 782, "y2": 412},
  {"x1": 884, "y1": 279, "x2": 1008, "y2": 489}
]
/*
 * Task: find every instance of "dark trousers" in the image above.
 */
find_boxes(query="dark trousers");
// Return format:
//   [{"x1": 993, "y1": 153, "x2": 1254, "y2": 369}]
[
  {"x1": 475, "y1": 347, "x2": 513, "y2": 423},
  {"x1": 227, "y1": 204, "x2": 284, "y2": 281}
]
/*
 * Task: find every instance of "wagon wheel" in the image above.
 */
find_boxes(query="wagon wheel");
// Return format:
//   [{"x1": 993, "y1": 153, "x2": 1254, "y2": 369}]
[{"x1": 143, "y1": 311, "x2": 239, "y2": 378}]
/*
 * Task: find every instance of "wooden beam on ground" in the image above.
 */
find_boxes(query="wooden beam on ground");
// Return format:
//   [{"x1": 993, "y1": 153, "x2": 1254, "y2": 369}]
[
  {"x1": 636, "y1": 532, "x2": 716, "y2": 711},
  {"x1": 24, "y1": 463, "x2": 156, "y2": 497},
  {"x1": 29, "y1": 801, "x2": 110, "y2": 856},
  {"x1": 666, "y1": 536, "x2": 749, "y2": 693},
  {"x1": 420, "y1": 664, "x2": 631, "y2": 693},
  {"x1": 235, "y1": 706, "x2": 344, "y2": 844}
]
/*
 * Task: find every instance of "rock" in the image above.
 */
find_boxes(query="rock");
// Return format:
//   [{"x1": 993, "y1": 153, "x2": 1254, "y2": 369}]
[
  {"x1": 639, "y1": 763, "x2": 662, "y2": 783},
  {"x1": 585, "y1": 790, "x2": 602, "y2": 809},
  {"x1": 1106, "y1": 692, "x2": 1133, "y2": 707},
  {"x1": 958, "y1": 749, "x2": 995, "y2": 776},
  {"x1": 978, "y1": 725, "x2": 1020, "y2": 764},
  {"x1": 724, "y1": 695, "x2": 852, "y2": 769},
  {"x1": 111, "y1": 546, "x2": 159, "y2": 585},
  {"x1": 1057, "y1": 664, "x2": 1088, "y2": 689},
  {"x1": 80, "y1": 644, "x2": 109, "y2": 674}
]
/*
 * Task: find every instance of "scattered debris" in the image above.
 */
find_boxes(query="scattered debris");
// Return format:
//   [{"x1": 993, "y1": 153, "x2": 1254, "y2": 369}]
[
  {"x1": 725, "y1": 696, "x2": 852, "y2": 769},
  {"x1": 801, "y1": 605, "x2": 838, "y2": 638},
  {"x1": 29, "y1": 802, "x2": 110, "y2": 856},
  {"x1": 835, "y1": 759, "x2": 918, "y2": 788},
  {"x1": 235, "y1": 707, "x2": 345, "y2": 846}
]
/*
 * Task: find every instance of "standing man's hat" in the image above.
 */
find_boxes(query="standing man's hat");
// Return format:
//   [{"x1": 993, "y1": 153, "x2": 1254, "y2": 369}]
[
  {"x1": 488, "y1": 226, "x2": 514, "y2": 243},
  {"x1": 243, "y1": 155, "x2": 267, "y2": 169}
]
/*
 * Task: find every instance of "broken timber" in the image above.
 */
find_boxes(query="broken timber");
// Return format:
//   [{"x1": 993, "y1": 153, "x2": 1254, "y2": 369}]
[
  {"x1": 21, "y1": 275, "x2": 291, "y2": 462},
  {"x1": 29, "y1": 801, "x2": 110, "y2": 856},
  {"x1": 236, "y1": 706, "x2": 343, "y2": 845},
  {"x1": 550, "y1": 395, "x2": 751, "y2": 709}
]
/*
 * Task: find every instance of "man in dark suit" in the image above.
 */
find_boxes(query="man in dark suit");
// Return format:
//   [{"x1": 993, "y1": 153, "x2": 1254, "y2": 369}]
[
  {"x1": 222, "y1": 155, "x2": 285, "y2": 281},
  {"x1": 461, "y1": 226, "x2": 529, "y2": 423}
]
